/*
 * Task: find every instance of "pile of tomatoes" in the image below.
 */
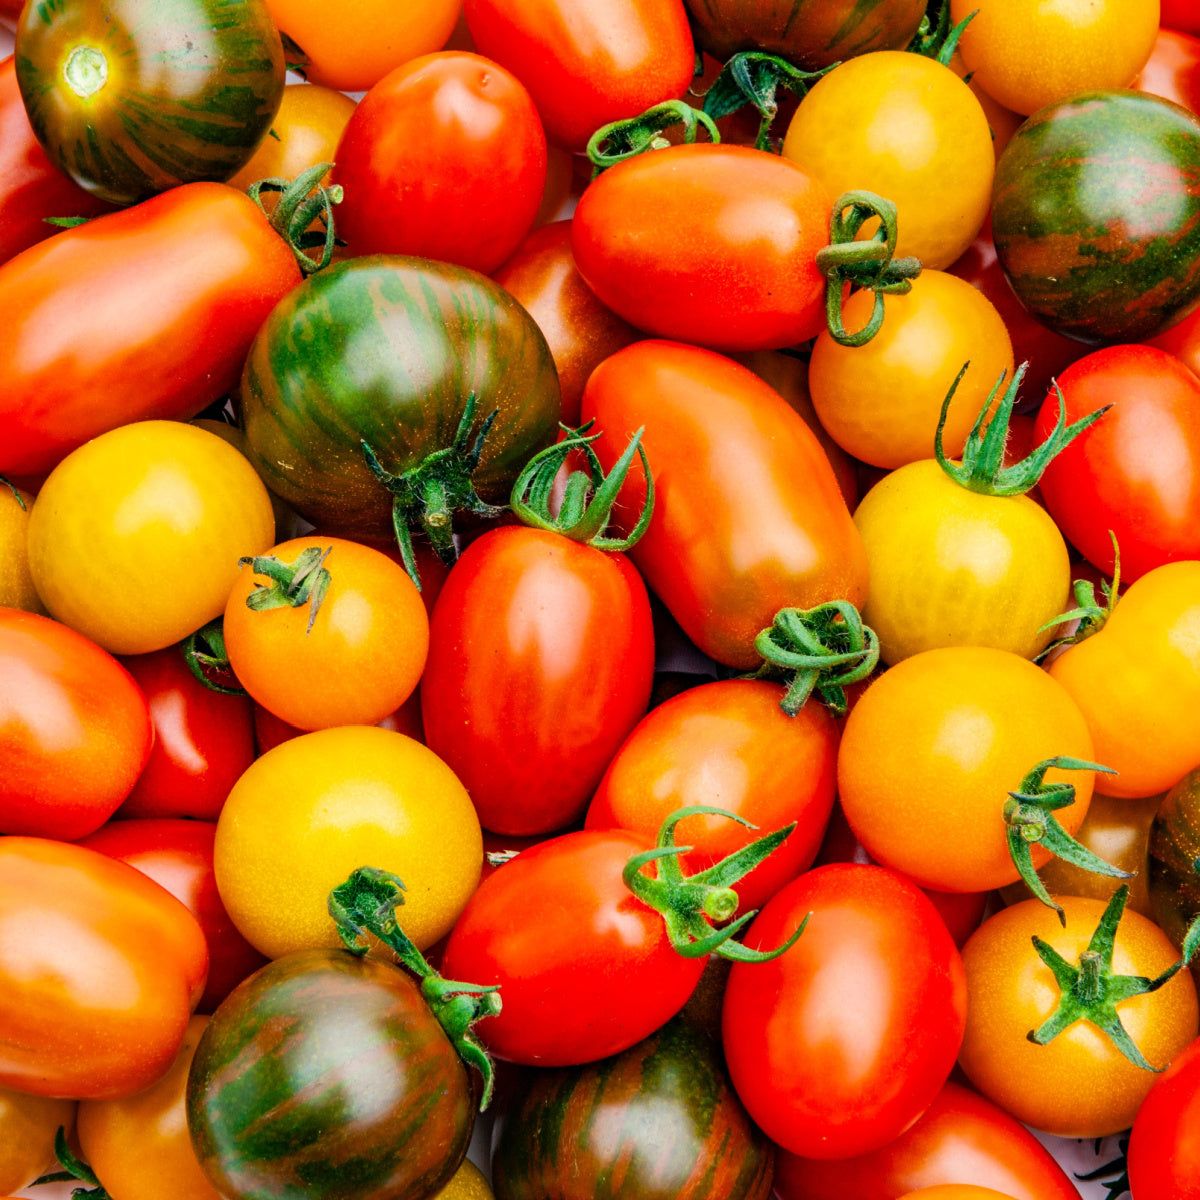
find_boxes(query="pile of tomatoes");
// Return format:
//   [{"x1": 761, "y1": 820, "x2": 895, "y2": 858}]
[{"x1": 3, "y1": 1, "x2": 1200, "y2": 1199}]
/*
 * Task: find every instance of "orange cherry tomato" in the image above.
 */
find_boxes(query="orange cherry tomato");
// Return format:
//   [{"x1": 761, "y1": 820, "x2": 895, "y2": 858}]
[{"x1": 0, "y1": 1087, "x2": 75, "y2": 1195}]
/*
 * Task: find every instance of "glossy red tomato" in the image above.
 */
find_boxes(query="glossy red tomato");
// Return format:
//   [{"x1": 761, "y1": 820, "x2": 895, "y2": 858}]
[
  {"x1": 721, "y1": 863, "x2": 968, "y2": 1160},
  {"x1": 1128, "y1": 1034, "x2": 1200, "y2": 1199},
  {"x1": 1163, "y1": 0, "x2": 1200, "y2": 36},
  {"x1": 462, "y1": 0, "x2": 695, "y2": 151},
  {"x1": 333, "y1": 52, "x2": 546, "y2": 273},
  {"x1": 0, "y1": 608, "x2": 152, "y2": 840},
  {"x1": 1034, "y1": 344, "x2": 1200, "y2": 581},
  {"x1": 1135, "y1": 27, "x2": 1200, "y2": 114},
  {"x1": 422, "y1": 525, "x2": 654, "y2": 835}
]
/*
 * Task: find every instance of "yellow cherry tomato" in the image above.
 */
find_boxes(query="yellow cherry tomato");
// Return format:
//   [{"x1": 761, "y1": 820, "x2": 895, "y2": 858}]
[
  {"x1": 0, "y1": 482, "x2": 44, "y2": 614},
  {"x1": 0, "y1": 1087, "x2": 75, "y2": 1195},
  {"x1": 214, "y1": 726, "x2": 483, "y2": 958},
  {"x1": 26, "y1": 421, "x2": 275, "y2": 655},
  {"x1": 854, "y1": 460, "x2": 1070, "y2": 664},
  {"x1": 433, "y1": 1158, "x2": 494, "y2": 1200},
  {"x1": 951, "y1": 0, "x2": 1159, "y2": 117},
  {"x1": 782, "y1": 51, "x2": 994, "y2": 269},
  {"x1": 808, "y1": 271, "x2": 1014, "y2": 469}
]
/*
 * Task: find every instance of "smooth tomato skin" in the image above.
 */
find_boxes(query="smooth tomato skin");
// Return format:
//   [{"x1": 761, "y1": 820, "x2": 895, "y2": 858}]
[
  {"x1": 721, "y1": 863, "x2": 968, "y2": 1160},
  {"x1": 0, "y1": 1087, "x2": 75, "y2": 1195},
  {"x1": 76, "y1": 820, "x2": 268, "y2": 1015},
  {"x1": 0, "y1": 837, "x2": 208, "y2": 1099},
  {"x1": 0, "y1": 183, "x2": 301, "y2": 477},
  {"x1": 1135, "y1": 27, "x2": 1200, "y2": 114},
  {"x1": 1034, "y1": 344, "x2": 1200, "y2": 581},
  {"x1": 462, "y1": 0, "x2": 695, "y2": 151},
  {"x1": 898, "y1": 1190, "x2": 1018, "y2": 1200},
  {"x1": 333, "y1": 53, "x2": 546, "y2": 274},
  {"x1": 0, "y1": 483, "x2": 42, "y2": 615},
  {"x1": 585, "y1": 679, "x2": 838, "y2": 913},
  {"x1": 581, "y1": 341, "x2": 868, "y2": 669},
  {"x1": 959, "y1": 896, "x2": 1199, "y2": 1137},
  {"x1": 1128, "y1": 1034, "x2": 1200, "y2": 1200},
  {"x1": 422, "y1": 526, "x2": 654, "y2": 835},
  {"x1": 440, "y1": 829, "x2": 706, "y2": 1066},
  {"x1": 774, "y1": 1080, "x2": 1081, "y2": 1200},
  {"x1": 117, "y1": 646, "x2": 256, "y2": 822},
  {"x1": 1048, "y1": 561, "x2": 1200, "y2": 798},
  {"x1": 1164, "y1": 0, "x2": 1200, "y2": 35},
  {"x1": 572, "y1": 145, "x2": 832, "y2": 352},
  {"x1": 0, "y1": 609, "x2": 152, "y2": 840}
]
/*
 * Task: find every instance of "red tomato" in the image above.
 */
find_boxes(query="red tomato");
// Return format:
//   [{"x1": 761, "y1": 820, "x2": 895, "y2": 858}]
[
  {"x1": 1135, "y1": 27, "x2": 1200, "y2": 114},
  {"x1": 117, "y1": 646, "x2": 255, "y2": 822},
  {"x1": 1163, "y1": 0, "x2": 1200, "y2": 36},
  {"x1": 0, "y1": 183, "x2": 301, "y2": 477},
  {"x1": 721, "y1": 863, "x2": 968, "y2": 1160},
  {"x1": 333, "y1": 52, "x2": 546, "y2": 274},
  {"x1": 76, "y1": 819, "x2": 267, "y2": 1014},
  {"x1": 1034, "y1": 344, "x2": 1200, "y2": 581},
  {"x1": 581, "y1": 341, "x2": 868, "y2": 669},
  {"x1": 774, "y1": 1080, "x2": 1083, "y2": 1200},
  {"x1": 0, "y1": 608, "x2": 152, "y2": 840},
  {"x1": 572, "y1": 145, "x2": 832, "y2": 353},
  {"x1": 462, "y1": 0, "x2": 695, "y2": 151},
  {"x1": 1128, "y1": 1034, "x2": 1200, "y2": 1199},
  {"x1": 421, "y1": 525, "x2": 654, "y2": 835}
]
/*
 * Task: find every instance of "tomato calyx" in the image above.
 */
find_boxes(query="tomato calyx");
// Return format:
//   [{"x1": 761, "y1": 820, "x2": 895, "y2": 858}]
[
  {"x1": 1004, "y1": 757, "x2": 1128, "y2": 924},
  {"x1": 907, "y1": 0, "x2": 975, "y2": 67},
  {"x1": 1036, "y1": 535, "x2": 1122, "y2": 663},
  {"x1": 816, "y1": 192, "x2": 922, "y2": 347},
  {"x1": 329, "y1": 866, "x2": 502, "y2": 1110},
  {"x1": 1028, "y1": 884, "x2": 1191, "y2": 1070},
  {"x1": 238, "y1": 544, "x2": 333, "y2": 635},
  {"x1": 622, "y1": 805, "x2": 808, "y2": 962},
  {"x1": 748, "y1": 601, "x2": 879, "y2": 717},
  {"x1": 936, "y1": 362, "x2": 1112, "y2": 497},
  {"x1": 360, "y1": 391, "x2": 507, "y2": 589},
  {"x1": 180, "y1": 617, "x2": 247, "y2": 697},
  {"x1": 0, "y1": 474, "x2": 26, "y2": 511},
  {"x1": 247, "y1": 160, "x2": 344, "y2": 275},
  {"x1": 700, "y1": 52, "x2": 835, "y2": 153},
  {"x1": 34, "y1": 1128, "x2": 111, "y2": 1199},
  {"x1": 509, "y1": 422, "x2": 654, "y2": 550},
  {"x1": 586, "y1": 101, "x2": 720, "y2": 175}
]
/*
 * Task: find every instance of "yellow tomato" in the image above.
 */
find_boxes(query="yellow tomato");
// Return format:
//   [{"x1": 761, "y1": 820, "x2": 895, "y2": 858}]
[
  {"x1": 0, "y1": 483, "x2": 44, "y2": 614},
  {"x1": 808, "y1": 271, "x2": 1014, "y2": 469},
  {"x1": 214, "y1": 726, "x2": 483, "y2": 958},
  {"x1": 432, "y1": 1158, "x2": 494, "y2": 1200},
  {"x1": 0, "y1": 1086, "x2": 75, "y2": 1194},
  {"x1": 26, "y1": 422, "x2": 275, "y2": 655},
  {"x1": 951, "y1": 0, "x2": 1159, "y2": 117},
  {"x1": 782, "y1": 51, "x2": 994, "y2": 269}
]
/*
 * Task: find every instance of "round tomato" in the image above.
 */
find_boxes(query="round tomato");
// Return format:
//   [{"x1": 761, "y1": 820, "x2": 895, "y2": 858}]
[
  {"x1": 0, "y1": 1087, "x2": 75, "y2": 1196},
  {"x1": 1164, "y1": 0, "x2": 1200, "y2": 35},
  {"x1": 0, "y1": 609, "x2": 152, "y2": 840},
  {"x1": 1135, "y1": 27, "x2": 1200, "y2": 114},
  {"x1": 26, "y1": 421, "x2": 276, "y2": 656},
  {"x1": 721, "y1": 863, "x2": 968, "y2": 1160},
  {"x1": 0, "y1": 481, "x2": 41, "y2": 614},
  {"x1": 1128, "y1": 1034, "x2": 1200, "y2": 1200},
  {"x1": 898, "y1": 1190, "x2": 1018, "y2": 1200},
  {"x1": 1149, "y1": 766, "x2": 1200, "y2": 955},
  {"x1": 214, "y1": 725, "x2": 482, "y2": 957}
]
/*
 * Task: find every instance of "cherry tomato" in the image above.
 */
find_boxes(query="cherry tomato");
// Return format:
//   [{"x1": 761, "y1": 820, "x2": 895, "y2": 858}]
[
  {"x1": 1135, "y1": 27, "x2": 1200, "y2": 114},
  {"x1": 898, "y1": 1189, "x2": 1018, "y2": 1200},
  {"x1": 721, "y1": 863, "x2": 968, "y2": 1160},
  {"x1": 0, "y1": 483, "x2": 41, "y2": 615},
  {"x1": 1163, "y1": 0, "x2": 1200, "y2": 35},
  {"x1": 252, "y1": 690, "x2": 426, "y2": 753},
  {"x1": 1128, "y1": 1033, "x2": 1200, "y2": 1200},
  {"x1": 0, "y1": 1087, "x2": 75, "y2": 1196}
]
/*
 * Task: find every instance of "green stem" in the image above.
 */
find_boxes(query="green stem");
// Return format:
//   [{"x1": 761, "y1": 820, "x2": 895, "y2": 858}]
[
  {"x1": 180, "y1": 618, "x2": 246, "y2": 696},
  {"x1": 248, "y1": 161, "x2": 343, "y2": 275},
  {"x1": 587, "y1": 101, "x2": 719, "y2": 175}
]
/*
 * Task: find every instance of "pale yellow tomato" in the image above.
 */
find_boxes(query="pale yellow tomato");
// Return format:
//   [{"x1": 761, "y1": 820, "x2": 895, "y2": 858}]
[{"x1": 432, "y1": 1158, "x2": 494, "y2": 1200}]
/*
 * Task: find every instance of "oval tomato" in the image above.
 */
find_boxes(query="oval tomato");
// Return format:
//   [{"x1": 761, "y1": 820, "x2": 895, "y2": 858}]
[{"x1": 1128, "y1": 1034, "x2": 1200, "y2": 1200}]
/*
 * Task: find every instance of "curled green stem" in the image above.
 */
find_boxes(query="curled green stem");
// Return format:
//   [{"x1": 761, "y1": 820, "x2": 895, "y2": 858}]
[
  {"x1": 587, "y1": 101, "x2": 719, "y2": 175},
  {"x1": 248, "y1": 160, "x2": 343, "y2": 275},
  {"x1": 1035, "y1": 532, "x2": 1122, "y2": 663}
]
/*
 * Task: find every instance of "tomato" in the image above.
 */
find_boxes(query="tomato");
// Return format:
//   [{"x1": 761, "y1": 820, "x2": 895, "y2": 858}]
[
  {"x1": 265, "y1": 0, "x2": 462, "y2": 92},
  {"x1": 838, "y1": 647, "x2": 1097, "y2": 894},
  {"x1": 0, "y1": 1087, "x2": 74, "y2": 1196},
  {"x1": 782, "y1": 52, "x2": 993, "y2": 270},
  {"x1": 117, "y1": 645, "x2": 255, "y2": 821},
  {"x1": 586, "y1": 679, "x2": 838, "y2": 912},
  {"x1": 26, "y1": 421, "x2": 276, "y2": 656},
  {"x1": 0, "y1": 481, "x2": 43, "y2": 614},
  {"x1": 333, "y1": 53, "x2": 547, "y2": 274},
  {"x1": 1047, "y1": 562, "x2": 1200, "y2": 799},
  {"x1": 0, "y1": 837, "x2": 208, "y2": 1099},
  {"x1": 437, "y1": 1161, "x2": 493, "y2": 1200},
  {"x1": 422, "y1": 525, "x2": 653, "y2": 836},
  {"x1": 1034, "y1": 345, "x2": 1200, "y2": 581},
  {"x1": 0, "y1": 183, "x2": 302, "y2": 477},
  {"x1": 1149, "y1": 766, "x2": 1200, "y2": 954},
  {"x1": 462, "y1": 0, "x2": 694, "y2": 151},
  {"x1": 958, "y1": 894, "x2": 1199, "y2": 1137},
  {"x1": 492, "y1": 1019, "x2": 773, "y2": 1200},
  {"x1": 773, "y1": 1079, "x2": 1082, "y2": 1200},
  {"x1": 572, "y1": 144, "x2": 832, "y2": 353},
  {"x1": 1163, "y1": 0, "x2": 1200, "y2": 35},
  {"x1": 722, "y1": 863, "x2": 967, "y2": 1160},
  {"x1": 0, "y1": 609, "x2": 151, "y2": 840},
  {"x1": 1135, "y1": 27, "x2": 1200, "y2": 114},
  {"x1": 898, "y1": 1190, "x2": 1017, "y2": 1200},
  {"x1": 581, "y1": 341, "x2": 867, "y2": 669},
  {"x1": 951, "y1": 0, "x2": 1158, "y2": 116},
  {"x1": 77, "y1": 1015, "x2": 221, "y2": 1200},
  {"x1": 15, "y1": 0, "x2": 284, "y2": 204},
  {"x1": 224, "y1": 536, "x2": 428, "y2": 732},
  {"x1": 215, "y1": 725, "x2": 482, "y2": 958},
  {"x1": 807, "y1": 271, "x2": 1014, "y2": 469},
  {"x1": 1128, "y1": 1034, "x2": 1200, "y2": 1200},
  {"x1": 253, "y1": 690, "x2": 426, "y2": 752}
]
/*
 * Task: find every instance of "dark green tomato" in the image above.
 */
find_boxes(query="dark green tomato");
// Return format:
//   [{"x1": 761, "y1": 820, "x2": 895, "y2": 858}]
[
  {"x1": 992, "y1": 90, "x2": 1200, "y2": 345},
  {"x1": 685, "y1": 0, "x2": 925, "y2": 68},
  {"x1": 15, "y1": 0, "x2": 284, "y2": 205},
  {"x1": 492, "y1": 1020, "x2": 774, "y2": 1200},
  {"x1": 186, "y1": 949, "x2": 473, "y2": 1200},
  {"x1": 1149, "y1": 767, "x2": 1200, "y2": 960},
  {"x1": 241, "y1": 255, "x2": 561, "y2": 541}
]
